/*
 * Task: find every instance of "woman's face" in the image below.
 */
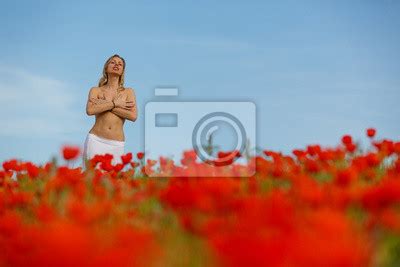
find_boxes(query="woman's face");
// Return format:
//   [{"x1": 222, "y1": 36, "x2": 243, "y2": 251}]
[{"x1": 106, "y1": 57, "x2": 124, "y2": 76}]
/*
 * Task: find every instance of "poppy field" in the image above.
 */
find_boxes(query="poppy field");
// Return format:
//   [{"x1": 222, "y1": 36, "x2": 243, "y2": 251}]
[{"x1": 1, "y1": 128, "x2": 400, "y2": 267}]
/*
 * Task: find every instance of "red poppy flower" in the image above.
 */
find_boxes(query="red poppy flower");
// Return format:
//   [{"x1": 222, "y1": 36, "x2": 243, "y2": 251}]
[
  {"x1": 393, "y1": 142, "x2": 400, "y2": 153},
  {"x1": 113, "y1": 163, "x2": 124, "y2": 172},
  {"x1": 292, "y1": 149, "x2": 307, "y2": 159},
  {"x1": 137, "y1": 152, "x2": 145, "y2": 160},
  {"x1": 181, "y1": 150, "x2": 198, "y2": 166},
  {"x1": 345, "y1": 143, "x2": 357, "y2": 153},
  {"x1": 44, "y1": 162, "x2": 53, "y2": 173},
  {"x1": 306, "y1": 144, "x2": 321, "y2": 156},
  {"x1": 88, "y1": 155, "x2": 104, "y2": 169},
  {"x1": 2, "y1": 159, "x2": 22, "y2": 172},
  {"x1": 121, "y1": 152, "x2": 133, "y2": 164},
  {"x1": 365, "y1": 153, "x2": 380, "y2": 167},
  {"x1": 100, "y1": 160, "x2": 114, "y2": 172},
  {"x1": 341, "y1": 135, "x2": 353, "y2": 145},
  {"x1": 335, "y1": 167, "x2": 357, "y2": 187},
  {"x1": 130, "y1": 161, "x2": 140, "y2": 168},
  {"x1": 62, "y1": 146, "x2": 81, "y2": 160},
  {"x1": 25, "y1": 162, "x2": 40, "y2": 178},
  {"x1": 366, "y1": 128, "x2": 376, "y2": 138},
  {"x1": 263, "y1": 150, "x2": 274, "y2": 157}
]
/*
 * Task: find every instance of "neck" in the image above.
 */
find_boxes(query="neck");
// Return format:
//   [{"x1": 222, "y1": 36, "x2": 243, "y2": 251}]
[{"x1": 105, "y1": 74, "x2": 120, "y2": 90}]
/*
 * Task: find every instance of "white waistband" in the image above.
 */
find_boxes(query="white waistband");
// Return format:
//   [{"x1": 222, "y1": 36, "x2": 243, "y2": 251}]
[{"x1": 87, "y1": 133, "x2": 125, "y2": 147}]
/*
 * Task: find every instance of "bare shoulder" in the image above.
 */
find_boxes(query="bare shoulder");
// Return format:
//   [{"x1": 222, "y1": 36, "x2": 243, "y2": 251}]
[
  {"x1": 88, "y1": 86, "x2": 100, "y2": 97},
  {"x1": 125, "y1": 87, "x2": 136, "y2": 98},
  {"x1": 90, "y1": 86, "x2": 101, "y2": 93},
  {"x1": 125, "y1": 87, "x2": 136, "y2": 93}
]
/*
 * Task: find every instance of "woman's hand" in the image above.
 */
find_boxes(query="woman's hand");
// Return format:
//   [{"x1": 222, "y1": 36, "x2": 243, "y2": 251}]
[
  {"x1": 89, "y1": 97, "x2": 109, "y2": 105},
  {"x1": 113, "y1": 93, "x2": 135, "y2": 110}
]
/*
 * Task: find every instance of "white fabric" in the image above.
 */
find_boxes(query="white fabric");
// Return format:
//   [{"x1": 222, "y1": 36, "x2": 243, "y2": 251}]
[{"x1": 82, "y1": 133, "x2": 125, "y2": 169}]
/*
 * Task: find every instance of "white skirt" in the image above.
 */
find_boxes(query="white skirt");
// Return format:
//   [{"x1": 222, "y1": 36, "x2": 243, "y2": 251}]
[{"x1": 82, "y1": 133, "x2": 125, "y2": 169}]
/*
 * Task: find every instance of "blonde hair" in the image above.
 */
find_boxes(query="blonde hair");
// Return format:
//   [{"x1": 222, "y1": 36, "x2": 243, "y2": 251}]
[{"x1": 98, "y1": 54, "x2": 126, "y2": 92}]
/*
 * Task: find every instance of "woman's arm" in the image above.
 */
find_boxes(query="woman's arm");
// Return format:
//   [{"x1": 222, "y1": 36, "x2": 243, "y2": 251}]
[
  {"x1": 86, "y1": 87, "x2": 114, "y2": 115},
  {"x1": 111, "y1": 88, "x2": 137, "y2": 121}
]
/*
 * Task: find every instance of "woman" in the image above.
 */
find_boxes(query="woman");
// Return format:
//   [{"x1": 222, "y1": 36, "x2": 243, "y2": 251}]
[{"x1": 82, "y1": 54, "x2": 137, "y2": 169}]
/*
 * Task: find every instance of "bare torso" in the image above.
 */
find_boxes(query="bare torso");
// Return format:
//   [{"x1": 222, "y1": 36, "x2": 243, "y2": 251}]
[{"x1": 89, "y1": 86, "x2": 128, "y2": 141}]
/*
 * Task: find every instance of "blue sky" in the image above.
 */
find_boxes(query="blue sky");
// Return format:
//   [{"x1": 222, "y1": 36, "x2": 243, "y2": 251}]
[{"x1": 1, "y1": 0, "x2": 399, "y2": 167}]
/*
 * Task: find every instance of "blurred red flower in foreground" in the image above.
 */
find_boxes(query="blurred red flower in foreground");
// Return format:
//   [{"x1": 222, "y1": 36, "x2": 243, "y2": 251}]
[
  {"x1": 341, "y1": 134, "x2": 353, "y2": 145},
  {"x1": 24, "y1": 162, "x2": 40, "y2": 178},
  {"x1": 137, "y1": 152, "x2": 145, "y2": 160},
  {"x1": 366, "y1": 128, "x2": 376, "y2": 138},
  {"x1": 0, "y1": 128, "x2": 399, "y2": 267},
  {"x1": 2, "y1": 159, "x2": 22, "y2": 172},
  {"x1": 62, "y1": 146, "x2": 81, "y2": 160},
  {"x1": 121, "y1": 152, "x2": 133, "y2": 164}
]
